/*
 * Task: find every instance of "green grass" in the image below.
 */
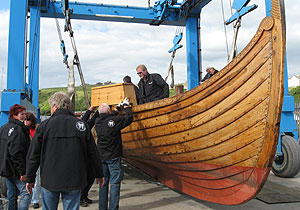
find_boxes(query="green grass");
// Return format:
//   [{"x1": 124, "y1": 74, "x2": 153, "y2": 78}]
[
  {"x1": 39, "y1": 85, "x2": 96, "y2": 115},
  {"x1": 290, "y1": 86, "x2": 300, "y2": 103}
]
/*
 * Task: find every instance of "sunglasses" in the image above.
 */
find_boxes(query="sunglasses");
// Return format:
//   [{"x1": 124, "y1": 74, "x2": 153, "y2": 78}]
[{"x1": 137, "y1": 72, "x2": 143, "y2": 75}]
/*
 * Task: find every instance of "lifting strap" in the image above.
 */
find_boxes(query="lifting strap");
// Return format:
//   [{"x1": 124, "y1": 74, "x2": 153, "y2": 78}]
[
  {"x1": 165, "y1": 51, "x2": 175, "y2": 88},
  {"x1": 67, "y1": 58, "x2": 75, "y2": 111},
  {"x1": 52, "y1": 0, "x2": 90, "y2": 109},
  {"x1": 64, "y1": 6, "x2": 90, "y2": 108}
]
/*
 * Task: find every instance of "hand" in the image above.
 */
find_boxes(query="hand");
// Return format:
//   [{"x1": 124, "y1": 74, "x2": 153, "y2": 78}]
[
  {"x1": 122, "y1": 97, "x2": 130, "y2": 106},
  {"x1": 26, "y1": 183, "x2": 35, "y2": 194},
  {"x1": 20, "y1": 175, "x2": 27, "y2": 182},
  {"x1": 88, "y1": 106, "x2": 96, "y2": 112},
  {"x1": 96, "y1": 177, "x2": 105, "y2": 188}
]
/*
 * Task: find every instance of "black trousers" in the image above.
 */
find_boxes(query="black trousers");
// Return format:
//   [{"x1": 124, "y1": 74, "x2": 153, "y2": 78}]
[{"x1": 81, "y1": 167, "x2": 95, "y2": 199}]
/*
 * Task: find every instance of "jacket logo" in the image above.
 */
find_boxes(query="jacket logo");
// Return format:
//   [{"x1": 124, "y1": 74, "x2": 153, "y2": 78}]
[
  {"x1": 108, "y1": 120, "x2": 115, "y2": 128},
  {"x1": 8, "y1": 128, "x2": 14, "y2": 136},
  {"x1": 76, "y1": 122, "x2": 86, "y2": 131}
]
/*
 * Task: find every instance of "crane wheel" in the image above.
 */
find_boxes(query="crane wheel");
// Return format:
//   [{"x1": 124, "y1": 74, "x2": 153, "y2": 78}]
[{"x1": 272, "y1": 135, "x2": 300, "y2": 178}]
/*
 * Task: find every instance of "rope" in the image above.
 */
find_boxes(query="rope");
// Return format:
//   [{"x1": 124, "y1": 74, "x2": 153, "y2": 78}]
[
  {"x1": 51, "y1": 0, "x2": 90, "y2": 109},
  {"x1": 228, "y1": 0, "x2": 238, "y2": 56},
  {"x1": 165, "y1": 5, "x2": 189, "y2": 88},
  {"x1": 220, "y1": 0, "x2": 230, "y2": 59},
  {"x1": 62, "y1": 4, "x2": 90, "y2": 108},
  {"x1": 75, "y1": 90, "x2": 83, "y2": 116},
  {"x1": 52, "y1": 0, "x2": 70, "y2": 68}
]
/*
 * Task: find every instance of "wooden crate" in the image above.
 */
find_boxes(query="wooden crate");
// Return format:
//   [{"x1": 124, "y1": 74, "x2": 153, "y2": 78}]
[{"x1": 91, "y1": 83, "x2": 137, "y2": 106}]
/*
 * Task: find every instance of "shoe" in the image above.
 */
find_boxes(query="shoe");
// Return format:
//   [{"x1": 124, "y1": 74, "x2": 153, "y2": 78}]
[
  {"x1": 80, "y1": 199, "x2": 88, "y2": 207},
  {"x1": 84, "y1": 197, "x2": 93, "y2": 204},
  {"x1": 33, "y1": 203, "x2": 39, "y2": 209}
]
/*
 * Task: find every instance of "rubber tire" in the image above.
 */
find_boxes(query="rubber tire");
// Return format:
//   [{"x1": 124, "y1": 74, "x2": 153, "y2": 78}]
[
  {"x1": 0, "y1": 176, "x2": 7, "y2": 197},
  {"x1": 272, "y1": 135, "x2": 300, "y2": 178}
]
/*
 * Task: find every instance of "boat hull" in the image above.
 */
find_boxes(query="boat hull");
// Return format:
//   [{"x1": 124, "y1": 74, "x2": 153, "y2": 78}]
[{"x1": 121, "y1": 0, "x2": 286, "y2": 205}]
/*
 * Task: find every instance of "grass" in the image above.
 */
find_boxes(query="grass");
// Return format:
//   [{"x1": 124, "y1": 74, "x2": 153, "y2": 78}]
[
  {"x1": 39, "y1": 85, "x2": 96, "y2": 115},
  {"x1": 290, "y1": 86, "x2": 300, "y2": 103}
]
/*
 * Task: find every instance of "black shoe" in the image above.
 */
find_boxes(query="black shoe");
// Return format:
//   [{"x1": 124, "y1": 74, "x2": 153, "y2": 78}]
[
  {"x1": 33, "y1": 203, "x2": 39, "y2": 209},
  {"x1": 84, "y1": 197, "x2": 93, "y2": 204},
  {"x1": 80, "y1": 199, "x2": 88, "y2": 207}
]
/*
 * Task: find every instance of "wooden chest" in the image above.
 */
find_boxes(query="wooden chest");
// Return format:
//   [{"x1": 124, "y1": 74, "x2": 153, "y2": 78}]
[{"x1": 91, "y1": 83, "x2": 137, "y2": 106}]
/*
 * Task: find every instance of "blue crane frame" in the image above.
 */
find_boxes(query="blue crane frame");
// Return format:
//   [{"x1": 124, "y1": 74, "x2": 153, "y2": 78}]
[{"x1": 0, "y1": 0, "x2": 298, "y2": 155}]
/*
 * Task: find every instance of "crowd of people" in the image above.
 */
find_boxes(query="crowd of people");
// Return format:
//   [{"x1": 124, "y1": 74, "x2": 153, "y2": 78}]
[{"x1": 0, "y1": 64, "x2": 216, "y2": 210}]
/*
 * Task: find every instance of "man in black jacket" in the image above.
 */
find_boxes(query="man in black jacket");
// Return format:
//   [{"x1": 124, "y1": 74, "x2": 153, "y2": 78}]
[
  {"x1": 26, "y1": 92, "x2": 104, "y2": 210},
  {"x1": 136, "y1": 64, "x2": 169, "y2": 104},
  {"x1": 200, "y1": 66, "x2": 219, "y2": 82},
  {"x1": 79, "y1": 106, "x2": 100, "y2": 207},
  {"x1": 95, "y1": 101, "x2": 133, "y2": 210},
  {"x1": 0, "y1": 104, "x2": 32, "y2": 210},
  {"x1": 123, "y1": 75, "x2": 140, "y2": 105}
]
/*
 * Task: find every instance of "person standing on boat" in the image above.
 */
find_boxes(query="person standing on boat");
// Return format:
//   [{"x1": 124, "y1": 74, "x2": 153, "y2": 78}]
[
  {"x1": 123, "y1": 75, "x2": 140, "y2": 104},
  {"x1": 136, "y1": 64, "x2": 169, "y2": 104},
  {"x1": 25, "y1": 92, "x2": 104, "y2": 210},
  {"x1": 0, "y1": 104, "x2": 32, "y2": 210},
  {"x1": 201, "y1": 67, "x2": 219, "y2": 82},
  {"x1": 95, "y1": 100, "x2": 133, "y2": 210}
]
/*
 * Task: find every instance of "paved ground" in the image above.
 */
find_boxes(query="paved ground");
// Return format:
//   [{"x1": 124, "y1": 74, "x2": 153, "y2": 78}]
[{"x1": 29, "y1": 162, "x2": 300, "y2": 210}]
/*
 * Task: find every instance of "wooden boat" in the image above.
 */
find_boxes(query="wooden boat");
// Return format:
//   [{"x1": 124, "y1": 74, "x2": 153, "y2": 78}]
[{"x1": 120, "y1": 0, "x2": 286, "y2": 205}]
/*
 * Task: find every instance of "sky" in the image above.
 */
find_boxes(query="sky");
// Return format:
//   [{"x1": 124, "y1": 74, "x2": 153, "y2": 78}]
[{"x1": 0, "y1": 0, "x2": 299, "y2": 89}]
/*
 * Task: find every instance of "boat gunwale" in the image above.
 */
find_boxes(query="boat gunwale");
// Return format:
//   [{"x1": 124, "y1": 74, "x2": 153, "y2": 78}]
[
  {"x1": 123, "y1": 44, "x2": 273, "y2": 135},
  {"x1": 131, "y1": 17, "x2": 274, "y2": 115},
  {"x1": 123, "y1": 67, "x2": 271, "y2": 143}
]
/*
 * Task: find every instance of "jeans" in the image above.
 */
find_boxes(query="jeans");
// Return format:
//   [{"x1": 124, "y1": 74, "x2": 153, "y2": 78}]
[
  {"x1": 99, "y1": 157, "x2": 123, "y2": 210},
  {"x1": 5, "y1": 177, "x2": 32, "y2": 210},
  {"x1": 41, "y1": 187, "x2": 80, "y2": 210},
  {"x1": 31, "y1": 168, "x2": 41, "y2": 204}
]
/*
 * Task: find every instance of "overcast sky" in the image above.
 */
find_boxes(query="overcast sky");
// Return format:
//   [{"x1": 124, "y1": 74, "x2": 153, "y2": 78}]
[{"x1": 0, "y1": 0, "x2": 299, "y2": 89}]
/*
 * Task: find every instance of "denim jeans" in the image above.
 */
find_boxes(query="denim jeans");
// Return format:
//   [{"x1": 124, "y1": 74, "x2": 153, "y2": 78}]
[
  {"x1": 41, "y1": 187, "x2": 80, "y2": 210},
  {"x1": 31, "y1": 168, "x2": 41, "y2": 204},
  {"x1": 5, "y1": 177, "x2": 32, "y2": 210},
  {"x1": 99, "y1": 157, "x2": 124, "y2": 210}
]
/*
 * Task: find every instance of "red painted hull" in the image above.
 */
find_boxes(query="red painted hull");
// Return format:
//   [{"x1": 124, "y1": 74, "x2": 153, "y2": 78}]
[{"x1": 124, "y1": 156, "x2": 269, "y2": 205}]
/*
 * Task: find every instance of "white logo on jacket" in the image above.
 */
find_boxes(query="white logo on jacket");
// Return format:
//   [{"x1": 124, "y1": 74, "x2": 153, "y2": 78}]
[
  {"x1": 8, "y1": 127, "x2": 14, "y2": 136},
  {"x1": 76, "y1": 121, "x2": 86, "y2": 131},
  {"x1": 108, "y1": 120, "x2": 115, "y2": 127}
]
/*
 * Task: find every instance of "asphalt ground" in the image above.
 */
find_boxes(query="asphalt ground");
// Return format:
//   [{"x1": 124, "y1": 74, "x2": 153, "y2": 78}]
[{"x1": 28, "y1": 161, "x2": 300, "y2": 210}]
